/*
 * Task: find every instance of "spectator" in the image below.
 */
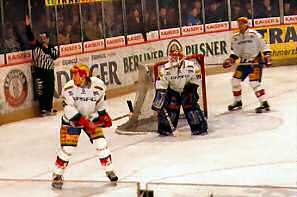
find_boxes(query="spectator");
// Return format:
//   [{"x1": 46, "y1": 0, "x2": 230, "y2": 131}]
[
  {"x1": 231, "y1": 1, "x2": 242, "y2": 20},
  {"x1": 284, "y1": 1, "x2": 297, "y2": 15},
  {"x1": 110, "y1": 14, "x2": 124, "y2": 37},
  {"x1": 159, "y1": 7, "x2": 168, "y2": 29},
  {"x1": 242, "y1": 1, "x2": 252, "y2": 19},
  {"x1": 25, "y1": 15, "x2": 59, "y2": 116},
  {"x1": 193, "y1": 0, "x2": 202, "y2": 10},
  {"x1": 127, "y1": 7, "x2": 145, "y2": 35},
  {"x1": 255, "y1": 0, "x2": 279, "y2": 18},
  {"x1": 71, "y1": 20, "x2": 81, "y2": 43},
  {"x1": 181, "y1": 1, "x2": 189, "y2": 25},
  {"x1": 84, "y1": 12, "x2": 103, "y2": 41},
  {"x1": 167, "y1": 7, "x2": 179, "y2": 28},
  {"x1": 205, "y1": 0, "x2": 223, "y2": 23},
  {"x1": 4, "y1": 24, "x2": 21, "y2": 52},
  {"x1": 146, "y1": 11, "x2": 158, "y2": 31},
  {"x1": 186, "y1": 7, "x2": 202, "y2": 26},
  {"x1": 58, "y1": 23, "x2": 71, "y2": 45},
  {"x1": 284, "y1": 2, "x2": 292, "y2": 15}
]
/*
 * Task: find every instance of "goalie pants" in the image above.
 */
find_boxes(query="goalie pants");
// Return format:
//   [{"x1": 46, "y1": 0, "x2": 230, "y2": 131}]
[
  {"x1": 158, "y1": 88, "x2": 207, "y2": 135},
  {"x1": 31, "y1": 66, "x2": 55, "y2": 113},
  {"x1": 53, "y1": 120, "x2": 113, "y2": 175}
]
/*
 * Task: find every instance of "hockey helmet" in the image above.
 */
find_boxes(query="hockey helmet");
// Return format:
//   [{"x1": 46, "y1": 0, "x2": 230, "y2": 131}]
[
  {"x1": 237, "y1": 17, "x2": 249, "y2": 24},
  {"x1": 70, "y1": 64, "x2": 90, "y2": 78},
  {"x1": 237, "y1": 17, "x2": 249, "y2": 32},
  {"x1": 167, "y1": 39, "x2": 184, "y2": 66}
]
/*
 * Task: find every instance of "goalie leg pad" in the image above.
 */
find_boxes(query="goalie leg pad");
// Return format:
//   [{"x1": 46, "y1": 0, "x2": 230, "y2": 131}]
[
  {"x1": 158, "y1": 109, "x2": 180, "y2": 135},
  {"x1": 181, "y1": 91, "x2": 198, "y2": 110},
  {"x1": 166, "y1": 88, "x2": 181, "y2": 110},
  {"x1": 157, "y1": 90, "x2": 181, "y2": 135},
  {"x1": 94, "y1": 137, "x2": 113, "y2": 171},
  {"x1": 183, "y1": 105, "x2": 208, "y2": 134}
]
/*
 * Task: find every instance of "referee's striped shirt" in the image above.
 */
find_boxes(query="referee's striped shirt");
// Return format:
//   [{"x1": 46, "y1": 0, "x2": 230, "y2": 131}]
[{"x1": 33, "y1": 47, "x2": 58, "y2": 70}]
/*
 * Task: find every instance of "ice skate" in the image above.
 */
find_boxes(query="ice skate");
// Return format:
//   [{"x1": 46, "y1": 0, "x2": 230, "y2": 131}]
[
  {"x1": 106, "y1": 171, "x2": 118, "y2": 182},
  {"x1": 228, "y1": 100, "x2": 242, "y2": 111},
  {"x1": 159, "y1": 131, "x2": 174, "y2": 137},
  {"x1": 46, "y1": 109, "x2": 57, "y2": 116},
  {"x1": 192, "y1": 130, "x2": 208, "y2": 136},
  {"x1": 255, "y1": 101, "x2": 270, "y2": 113},
  {"x1": 51, "y1": 173, "x2": 64, "y2": 189}
]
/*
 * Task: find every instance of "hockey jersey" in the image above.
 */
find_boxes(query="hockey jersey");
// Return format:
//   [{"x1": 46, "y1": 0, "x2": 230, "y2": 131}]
[
  {"x1": 156, "y1": 59, "x2": 201, "y2": 93},
  {"x1": 231, "y1": 29, "x2": 271, "y2": 62},
  {"x1": 62, "y1": 77, "x2": 106, "y2": 121}
]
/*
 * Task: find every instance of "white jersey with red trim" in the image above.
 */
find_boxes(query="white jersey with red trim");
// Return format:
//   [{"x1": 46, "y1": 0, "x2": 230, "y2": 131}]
[
  {"x1": 156, "y1": 59, "x2": 201, "y2": 93},
  {"x1": 62, "y1": 77, "x2": 106, "y2": 121},
  {"x1": 231, "y1": 29, "x2": 271, "y2": 62}
]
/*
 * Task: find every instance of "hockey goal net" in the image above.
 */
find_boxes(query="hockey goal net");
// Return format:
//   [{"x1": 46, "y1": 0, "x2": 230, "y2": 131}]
[{"x1": 116, "y1": 54, "x2": 207, "y2": 135}]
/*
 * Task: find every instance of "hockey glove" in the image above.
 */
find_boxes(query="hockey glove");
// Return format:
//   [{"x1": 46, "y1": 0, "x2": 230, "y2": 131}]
[
  {"x1": 152, "y1": 89, "x2": 167, "y2": 112},
  {"x1": 97, "y1": 110, "x2": 112, "y2": 127},
  {"x1": 79, "y1": 116, "x2": 96, "y2": 132},
  {"x1": 222, "y1": 57, "x2": 235, "y2": 68},
  {"x1": 263, "y1": 52, "x2": 272, "y2": 67}
]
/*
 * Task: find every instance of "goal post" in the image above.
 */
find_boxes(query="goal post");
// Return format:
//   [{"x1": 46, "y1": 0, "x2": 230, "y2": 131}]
[{"x1": 116, "y1": 54, "x2": 207, "y2": 135}]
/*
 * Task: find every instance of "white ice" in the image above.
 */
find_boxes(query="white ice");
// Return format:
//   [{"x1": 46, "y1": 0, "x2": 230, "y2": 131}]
[{"x1": 0, "y1": 66, "x2": 296, "y2": 196}]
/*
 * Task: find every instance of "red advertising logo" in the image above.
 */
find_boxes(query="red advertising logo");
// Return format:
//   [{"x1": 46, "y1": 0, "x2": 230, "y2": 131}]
[{"x1": 4, "y1": 69, "x2": 28, "y2": 107}]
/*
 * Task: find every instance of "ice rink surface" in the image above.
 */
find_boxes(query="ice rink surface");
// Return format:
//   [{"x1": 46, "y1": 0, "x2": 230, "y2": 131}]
[{"x1": 0, "y1": 65, "x2": 296, "y2": 196}]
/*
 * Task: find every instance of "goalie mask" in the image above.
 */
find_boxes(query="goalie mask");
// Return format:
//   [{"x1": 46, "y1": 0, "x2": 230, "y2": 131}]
[
  {"x1": 167, "y1": 40, "x2": 184, "y2": 66},
  {"x1": 70, "y1": 64, "x2": 90, "y2": 86}
]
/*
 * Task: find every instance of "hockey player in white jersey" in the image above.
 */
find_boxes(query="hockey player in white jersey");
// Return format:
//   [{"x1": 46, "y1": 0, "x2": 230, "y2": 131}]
[
  {"x1": 51, "y1": 64, "x2": 118, "y2": 189},
  {"x1": 152, "y1": 41, "x2": 207, "y2": 136},
  {"x1": 223, "y1": 17, "x2": 271, "y2": 113}
]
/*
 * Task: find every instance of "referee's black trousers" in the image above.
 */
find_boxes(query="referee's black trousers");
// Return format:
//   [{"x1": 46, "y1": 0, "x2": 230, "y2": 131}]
[{"x1": 32, "y1": 66, "x2": 55, "y2": 113}]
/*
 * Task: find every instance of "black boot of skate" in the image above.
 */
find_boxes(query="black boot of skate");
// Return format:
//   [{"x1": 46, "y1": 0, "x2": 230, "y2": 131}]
[
  {"x1": 228, "y1": 100, "x2": 242, "y2": 111},
  {"x1": 106, "y1": 171, "x2": 118, "y2": 182},
  {"x1": 255, "y1": 101, "x2": 270, "y2": 113},
  {"x1": 51, "y1": 173, "x2": 64, "y2": 189}
]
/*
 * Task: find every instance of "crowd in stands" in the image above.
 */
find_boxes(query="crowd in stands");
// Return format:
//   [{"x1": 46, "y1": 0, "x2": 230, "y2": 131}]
[{"x1": 0, "y1": 0, "x2": 296, "y2": 54}]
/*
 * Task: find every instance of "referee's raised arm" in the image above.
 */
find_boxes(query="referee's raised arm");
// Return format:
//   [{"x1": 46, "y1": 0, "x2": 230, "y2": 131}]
[{"x1": 25, "y1": 15, "x2": 38, "y2": 47}]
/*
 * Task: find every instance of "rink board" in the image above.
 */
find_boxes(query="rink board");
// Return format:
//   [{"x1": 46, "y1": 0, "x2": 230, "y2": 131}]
[{"x1": 147, "y1": 182, "x2": 297, "y2": 197}]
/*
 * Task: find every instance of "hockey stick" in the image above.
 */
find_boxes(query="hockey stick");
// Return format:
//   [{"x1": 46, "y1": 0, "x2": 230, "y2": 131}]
[
  {"x1": 112, "y1": 100, "x2": 134, "y2": 121},
  {"x1": 163, "y1": 108, "x2": 178, "y2": 137}
]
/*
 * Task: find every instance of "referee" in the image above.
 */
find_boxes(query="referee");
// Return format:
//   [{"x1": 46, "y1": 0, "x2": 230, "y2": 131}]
[{"x1": 25, "y1": 15, "x2": 59, "y2": 116}]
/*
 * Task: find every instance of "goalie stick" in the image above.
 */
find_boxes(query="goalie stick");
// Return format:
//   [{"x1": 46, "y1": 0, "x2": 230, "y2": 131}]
[{"x1": 163, "y1": 108, "x2": 178, "y2": 137}]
